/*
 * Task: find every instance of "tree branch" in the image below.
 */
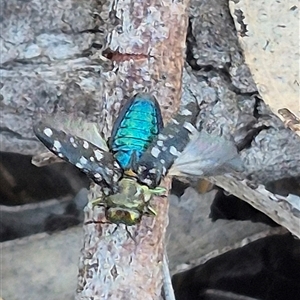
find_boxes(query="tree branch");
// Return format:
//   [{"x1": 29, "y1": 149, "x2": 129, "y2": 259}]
[
  {"x1": 74, "y1": 0, "x2": 190, "y2": 298},
  {"x1": 1, "y1": 3, "x2": 300, "y2": 300}
]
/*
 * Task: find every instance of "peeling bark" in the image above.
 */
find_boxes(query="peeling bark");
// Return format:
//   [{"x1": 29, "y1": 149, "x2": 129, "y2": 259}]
[
  {"x1": 182, "y1": 0, "x2": 300, "y2": 237},
  {"x1": 1, "y1": 0, "x2": 190, "y2": 298},
  {"x1": 228, "y1": 0, "x2": 300, "y2": 132},
  {"x1": 1, "y1": 0, "x2": 300, "y2": 299}
]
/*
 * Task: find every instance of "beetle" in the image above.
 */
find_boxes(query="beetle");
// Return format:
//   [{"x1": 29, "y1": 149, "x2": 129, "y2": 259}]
[
  {"x1": 34, "y1": 93, "x2": 166, "y2": 225},
  {"x1": 109, "y1": 93, "x2": 163, "y2": 171},
  {"x1": 34, "y1": 94, "x2": 243, "y2": 225}
]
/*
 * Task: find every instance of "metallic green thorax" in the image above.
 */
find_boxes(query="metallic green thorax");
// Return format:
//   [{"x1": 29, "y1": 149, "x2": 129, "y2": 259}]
[
  {"x1": 93, "y1": 178, "x2": 165, "y2": 225},
  {"x1": 109, "y1": 94, "x2": 163, "y2": 171}
]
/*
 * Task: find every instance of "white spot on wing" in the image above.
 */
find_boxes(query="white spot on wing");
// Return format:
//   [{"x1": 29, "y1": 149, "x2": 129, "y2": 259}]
[
  {"x1": 138, "y1": 165, "x2": 147, "y2": 172},
  {"x1": 157, "y1": 141, "x2": 164, "y2": 147},
  {"x1": 169, "y1": 146, "x2": 181, "y2": 157},
  {"x1": 172, "y1": 119, "x2": 179, "y2": 125},
  {"x1": 43, "y1": 128, "x2": 53, "y2": 137},
  {"x1": 83, "y1": 141, "x2": 89, "y2": 149},
  {"x1": 158, "y1": 134, "x2": 168, "y2": 141},
  {"x1": 144, "y1": 179, "x2": 152, "y2": 186},
  {"x1": 114, "y1": 161, "x2": 121, "y2": 169},
  {"x1": 75, "y1": 163, "x2": 83, "y2": 169},
  {"x1": 80, "y1": 156, "x2": 88, "y2": 165},
  {"x1": 94, "y1": 173, "x2": 101, "y2": 179},
  {"x1": 53, "y1": 140, "x2": 62, "y2": 151},
  {"x1": 70, "y1": 137, "x2": 78, "y2": 148},
  {"x1": 183, "y1": 122, "x2": 197, "y2": 133},
  {"x1": 94, "y1": 149, "x2": 103, "y2": 161},
  {"x1": 151, "y1": 147, "x2": 161, "y2": 158},
  {"x1": 106, "y1": 169, "x2": 113, "y2": 176}
]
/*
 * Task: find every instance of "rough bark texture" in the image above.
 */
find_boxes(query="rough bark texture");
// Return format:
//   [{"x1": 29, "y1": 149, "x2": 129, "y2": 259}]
[
  {"x1": 229, "y1": 0, "x2": 299, "y2": 129},
  {"x1": 181, "y1": 0, "x2": 300, "y2": 237},
  {"x1": 74, "y1": 0, "x2": 189, "y2": 298},
  {"x1": 2, "y1": 0, "x2": 190, "y2": 298},
  {"x1": 1, "y1": 0, "x2": 300, "y2": 299},
  {"x1": 1, "y1": 0, "x2": 299, "y2": 183},
  {"x1": 2, "y1": 190, "x2": 284, "y2": 300}
]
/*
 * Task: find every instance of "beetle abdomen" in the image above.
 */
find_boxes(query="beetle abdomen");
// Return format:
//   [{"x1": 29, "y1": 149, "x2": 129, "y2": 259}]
[{"x1": 110, "y1": 94, "x2": 163, "y2": 170}]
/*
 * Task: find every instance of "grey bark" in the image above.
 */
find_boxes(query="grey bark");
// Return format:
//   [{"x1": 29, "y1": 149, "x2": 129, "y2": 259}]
[
  {"x1": 1, "y1": 190, "x2": 285, "y2": 300},
  {"x1": 1, "y1": 0, "x2": 299, "y2": 184},
  {"x1": 1, "y1": 0, "x2": 299, "y2": 183},
  {"x1": 181, "y1": 0, "x2": 300, "y2": 237},
  {"x1": 1, "y1": 0, "x2": 300, "y2": 299},
  {"x1": 2, "y1": 0, "x2": 191, "y2": 298}
]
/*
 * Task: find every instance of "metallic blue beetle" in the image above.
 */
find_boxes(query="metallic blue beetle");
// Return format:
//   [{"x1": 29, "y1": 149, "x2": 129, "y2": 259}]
[
  {"x1": 109, "y1": 93, "x2": 163, "y2": 171},
  {"x1": 33, "y1": 93, "x2": 164, "y2": 191},
  {"x1": 33, "y1": 94, "x2": 243, "y2": 225},
  {"x1": 33, "y1": 93, "x2": 166, "y2": 225}
]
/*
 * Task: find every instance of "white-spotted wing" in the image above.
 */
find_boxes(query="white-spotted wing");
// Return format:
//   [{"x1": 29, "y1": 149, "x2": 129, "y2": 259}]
[
  {"x1": 33, "y1": 123, "x2": 122, "y2": 190},
  {"x1": 32, "y1": 115, "x2": 109, "y2": 167},
  {"x1": 134, "y1": 102, "x2": 200, "y2": 188}
]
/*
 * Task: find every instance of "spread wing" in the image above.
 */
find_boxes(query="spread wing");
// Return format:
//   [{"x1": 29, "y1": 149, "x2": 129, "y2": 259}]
[
  {"x1": 33, "y1": 123, "x2": 122, "y2": 191},
  {"x1": 168, "y1": 128, "x2": 244, "y2": 177}
]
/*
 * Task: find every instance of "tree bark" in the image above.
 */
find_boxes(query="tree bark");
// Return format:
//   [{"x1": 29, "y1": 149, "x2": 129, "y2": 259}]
[
  {"x1": 1, "y1": 0, "x2": 300, "y2": 299},
  {"x1": 2, "y1": 0, "x2": 189, "y2": 298},
  {"x1": 182, "y1": 0, "x2": 300, "y2": 237}
]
